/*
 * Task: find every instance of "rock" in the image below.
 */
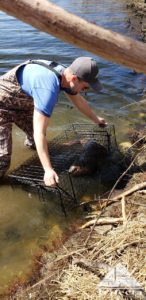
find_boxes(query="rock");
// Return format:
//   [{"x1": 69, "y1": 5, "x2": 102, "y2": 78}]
[
  {"x1": 119, "y1": 142, "x2": 132, "y2": 152},
  {"x1": 139, "y1": 112, "x2": 145, "y2": 118}
]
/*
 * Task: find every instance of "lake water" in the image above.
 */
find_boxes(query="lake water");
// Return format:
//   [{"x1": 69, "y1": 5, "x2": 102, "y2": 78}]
[{"x1": 0, "y1": 0, "x2": 146, "y2": 294}]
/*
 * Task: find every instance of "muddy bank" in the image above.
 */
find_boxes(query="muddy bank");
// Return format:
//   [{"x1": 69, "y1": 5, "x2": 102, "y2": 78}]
[
  {"x1": 127, "y1": 0, "x2": 146, "y2": 42},
  {"x1": 8, "y1": 139, "x2": 146, "y2": 300},
  {"x1": 10, "y1": 182, "x2": 146, "y2": 299}
]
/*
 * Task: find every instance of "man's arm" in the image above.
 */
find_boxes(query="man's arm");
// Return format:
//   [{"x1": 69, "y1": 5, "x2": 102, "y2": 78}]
[
  {"x1": 67, "y1": 93, "x2": 107, "y2": 126},
  {"x1": 33, "y1": 109, "x2": 59, "y2": 186}
]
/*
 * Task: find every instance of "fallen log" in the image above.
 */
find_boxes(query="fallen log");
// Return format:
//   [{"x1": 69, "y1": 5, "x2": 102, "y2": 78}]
[{"x1": 0, "y1": 0, "x2": 146, "y2": 73}]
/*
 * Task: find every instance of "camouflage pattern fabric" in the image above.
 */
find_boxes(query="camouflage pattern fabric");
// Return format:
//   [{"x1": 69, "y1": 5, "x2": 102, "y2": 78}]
[{"x1": 0, "y1": 61, "x2": 34, "y2": 176}]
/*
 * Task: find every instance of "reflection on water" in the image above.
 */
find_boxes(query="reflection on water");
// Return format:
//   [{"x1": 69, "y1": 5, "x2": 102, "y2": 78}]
[
  {"x1": 0, "y1": 184, "x2": 71, "y2": 292},
  {"x1": 0, "y1": 0, "x2": 146, "y2": 293}
]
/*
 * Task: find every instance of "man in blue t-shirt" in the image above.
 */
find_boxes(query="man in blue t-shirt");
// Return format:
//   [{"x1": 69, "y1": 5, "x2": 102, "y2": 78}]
[{"x1": 0, "y1": 56, "x2": 107, "y2": 186}]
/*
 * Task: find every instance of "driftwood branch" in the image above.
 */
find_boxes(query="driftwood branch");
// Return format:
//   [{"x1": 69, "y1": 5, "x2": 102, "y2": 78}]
[
  {"x1": 0, "y1": 0, "x2": 146, "y2": 73},
  {"x1": 98, "y1": 181, "x2": 146, "y2": 205},
  {"x1": 81, "y1": 181, "x2": 146, "y2": 210},
  {"x1": 81, "y1": 217, "x2": 123, "y2": 229},
  {"x1": 113, "y1": 181, "x2": 146, "y2": 201}
]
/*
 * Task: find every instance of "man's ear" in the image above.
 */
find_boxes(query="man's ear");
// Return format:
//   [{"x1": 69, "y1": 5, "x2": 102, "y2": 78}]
[{"x1": 72, "y1": 74, "x2": 78, "y2": 82}]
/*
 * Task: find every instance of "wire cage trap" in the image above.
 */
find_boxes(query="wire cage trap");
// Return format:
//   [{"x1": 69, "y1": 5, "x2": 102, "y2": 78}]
[{"x1": 8, "y1": 123, "x2": 118, "y2": 209}]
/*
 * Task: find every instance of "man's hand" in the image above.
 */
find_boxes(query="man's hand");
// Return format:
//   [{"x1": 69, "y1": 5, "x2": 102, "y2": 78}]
[
  {"x1": 44, "y1": 168, "x2": 59, "y2": 187},
  {"x1": 96, "y1": 117, "x2": 108, "y2": 127}
]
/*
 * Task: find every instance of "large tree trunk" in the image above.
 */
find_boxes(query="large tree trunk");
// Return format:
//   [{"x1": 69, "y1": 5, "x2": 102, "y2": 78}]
[{"x1": 0, "y1": 0, "x2": 146, "y2": 73}]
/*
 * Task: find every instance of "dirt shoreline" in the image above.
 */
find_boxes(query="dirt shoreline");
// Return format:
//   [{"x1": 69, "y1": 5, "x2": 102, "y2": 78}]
[{"x1": 9, "y1": 172, "x2": 146, "y2": 300}]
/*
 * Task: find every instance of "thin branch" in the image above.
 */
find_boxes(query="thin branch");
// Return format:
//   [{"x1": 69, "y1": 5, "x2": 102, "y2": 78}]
[
  {"x1": 119, "y1": 98, "x2": 146, "y2": 110},
  {"x1": 107, "y1": 145, "x2": 145, "y2": 201}
]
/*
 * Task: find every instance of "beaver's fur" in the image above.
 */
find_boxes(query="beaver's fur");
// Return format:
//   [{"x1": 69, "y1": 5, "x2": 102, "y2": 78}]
[{"x1": 69, "y1": 140, "x2": 108, "y2": 176}]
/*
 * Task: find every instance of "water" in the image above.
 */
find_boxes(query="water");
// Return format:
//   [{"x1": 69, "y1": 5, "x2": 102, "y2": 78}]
[{"x1": 0, "y1": 0, "x2": 146, "y2": 294}]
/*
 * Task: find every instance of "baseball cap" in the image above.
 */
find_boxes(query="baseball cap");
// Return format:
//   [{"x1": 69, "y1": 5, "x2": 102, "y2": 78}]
[{"x1": 69, "y1": 57, "x2": 102, "y2": 92}]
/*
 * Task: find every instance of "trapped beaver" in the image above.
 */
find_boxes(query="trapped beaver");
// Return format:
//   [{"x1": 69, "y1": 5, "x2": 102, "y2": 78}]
[{"x1": 69, "y1": 140, "x2": 108, "y2": 176}]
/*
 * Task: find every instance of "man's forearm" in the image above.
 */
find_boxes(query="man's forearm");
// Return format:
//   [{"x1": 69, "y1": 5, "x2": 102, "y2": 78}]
[
  {"x1": 68, "y1": 94, "x2": 101, "y2": 123},
  {"x1": 33, "y1": 109, "x2": 59, "y2": 186},
  {"x1": 34, "y1": 132, "x2": 52, "y2": 171}
]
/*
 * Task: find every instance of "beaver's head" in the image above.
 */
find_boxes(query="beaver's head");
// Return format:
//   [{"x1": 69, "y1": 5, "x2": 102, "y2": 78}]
[{"x1": 69, "y1": 165, "x2": 94, "y2": 176}]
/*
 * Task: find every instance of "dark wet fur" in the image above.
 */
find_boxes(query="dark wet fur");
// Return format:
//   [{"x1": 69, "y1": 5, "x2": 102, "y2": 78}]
[{"x1": 69, "y1": 140, "x2": 108, "y2": 176}]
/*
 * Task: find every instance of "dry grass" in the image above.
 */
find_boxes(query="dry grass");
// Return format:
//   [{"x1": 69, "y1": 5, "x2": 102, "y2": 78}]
[{"x1": 12, "y1": 196, "x2": 145, "y2": 300}]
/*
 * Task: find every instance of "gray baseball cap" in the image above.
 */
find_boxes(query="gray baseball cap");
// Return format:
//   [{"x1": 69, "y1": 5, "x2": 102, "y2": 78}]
[{"x1": 69, "y1": 57, "x2": 102, "y2": 92}]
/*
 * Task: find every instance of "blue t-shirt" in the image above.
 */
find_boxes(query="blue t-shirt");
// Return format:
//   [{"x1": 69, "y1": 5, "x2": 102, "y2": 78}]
[{"x1": 17, "y1": 61, "x2": 63, "y2": 117}]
